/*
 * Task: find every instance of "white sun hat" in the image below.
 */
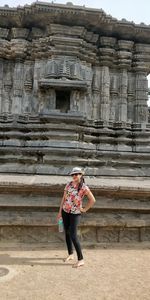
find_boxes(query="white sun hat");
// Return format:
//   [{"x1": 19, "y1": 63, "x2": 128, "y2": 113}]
[{"x1": 69, "y1": 167, "x2": 84, "y2": 175}]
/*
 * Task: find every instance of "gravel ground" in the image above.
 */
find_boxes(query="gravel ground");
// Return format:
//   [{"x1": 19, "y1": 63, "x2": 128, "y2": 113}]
[{"x1": 0, "y1": 244, "x2": 150, "y2": 300}]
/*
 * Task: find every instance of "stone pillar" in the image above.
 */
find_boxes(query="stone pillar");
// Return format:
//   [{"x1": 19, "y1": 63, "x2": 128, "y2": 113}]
[
  {"x1": 134, "y1": 72, "x2": 148, "y2": 123},
  {"x1": 12, "y1": 59, "x2": 24, "y2": 114},
  {"x1": 92, "y1": 67, "x2": 100, "y2": 120},
  {"x1": 0, "y1": 28, "x2": 9, "y2": 114},
  {"x1": 133, "y1": 43, "x2": 150, "y2": 124},
  {"x1": 127, "y1": 72, "x2": 135, "y2": 123},
  {"x1": 0, "y1": 59, "x2": 3, "y2": 113},
  {"x1": 99, "y1": 37, "x2": 116, "y2": 122},
  {"x1": 80, "y1": 91, "x2": 86, "y2": 118},
  {"x1": 92, "y1": 91, "x2": 100, "y2": 120},
  {"x1": 10, "y1": 28, "x2": 29, "y2": 114},
  {"x1": 39, "y1": 89, "x2": 56, "y2": 114},
  {"x1": 83, "y1": 63, "x2": 93, "y2": 120},
  {"x1": 109, "y1": 72, "x2": 118, "y2": 121},
  {"x1": 33, "y1": 59, "x2": 45, "y2": 114},
  {"x1": 118, "y1": 69, "x2": 128, "y2": 122},
  {"x1": 70, "y1": 90, "x2": 80, "y2": 112},
  {"x1": 117, "y1": 40, "x2": 133, "y2": 122},
  {"x1": 100, "y1": 66, "x2": 110, "y2": 121},
  {"x1": 3, "y1": 63, "x2": 12, "y2": 113},
  {"x1": 23, "y1": 62, "x2": 33, "y2": 114}
]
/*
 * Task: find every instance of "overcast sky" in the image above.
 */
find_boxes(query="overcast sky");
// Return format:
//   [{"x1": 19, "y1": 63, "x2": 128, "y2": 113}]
[{"x1": 1, "y1": 0, "x2": 150, "y2": 25}]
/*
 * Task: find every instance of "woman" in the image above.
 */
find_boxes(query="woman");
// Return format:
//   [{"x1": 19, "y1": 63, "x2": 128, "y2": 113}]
[{"x1": 56, "y1": 167, "x2": 96, "y2": 268}]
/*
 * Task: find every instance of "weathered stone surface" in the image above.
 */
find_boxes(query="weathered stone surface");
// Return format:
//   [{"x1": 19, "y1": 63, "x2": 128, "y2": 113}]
[
  {"x1": 0, "y1": 3, "x2": 149, "y2": 244},
  {"x1": 97, "y1": 228, "x2": 119, "y2": 243},
  {"x1": 0, "y1": 2, "x2": 149, "y2": 177},
  {"x1": 0, "y1": 3, "x2": 149, "y2": 123},
  {"x1": 140, "y1": 228, "x2": 150, "y2": 242},
  {"x1": 0, "y1": 175, "x2": 148, "y2": 243},
  {"x1": 119, "y1": 228, "x2": 140, "y2": 242}
]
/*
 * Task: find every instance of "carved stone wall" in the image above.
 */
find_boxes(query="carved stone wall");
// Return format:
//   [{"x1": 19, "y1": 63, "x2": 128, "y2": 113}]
[
  {"x1": 0, "y1": 3, "x2": 149, "y2": 125},
  {"x1": 0, "y1": 3, "x2": 149, "y2": 177}
]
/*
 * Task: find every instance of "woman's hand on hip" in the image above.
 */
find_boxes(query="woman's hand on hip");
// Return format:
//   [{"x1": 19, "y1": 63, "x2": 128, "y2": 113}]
[{"x1": 80, "y1": 207, "x2": 86, "y2": 213}]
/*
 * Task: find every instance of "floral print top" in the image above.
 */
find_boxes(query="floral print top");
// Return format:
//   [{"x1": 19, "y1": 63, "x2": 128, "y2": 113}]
[{"x1": 62, "y1": 181, "x2": 90, "y2": 214}]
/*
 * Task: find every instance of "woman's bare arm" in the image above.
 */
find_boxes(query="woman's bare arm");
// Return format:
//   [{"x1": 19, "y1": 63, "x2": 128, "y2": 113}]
[
  {"x1": 80, "y1": 189, "x2": 96, "y2": 213},
  {"x1": 59, "y1": 191, "x2": 66, "y2": 212},
  {"x1": 56, "y1": 191, "x2": 66, "y2": 221}
]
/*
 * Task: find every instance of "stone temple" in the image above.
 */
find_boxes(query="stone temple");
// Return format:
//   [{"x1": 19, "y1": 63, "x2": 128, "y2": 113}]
[
  {"x1": 0, "y1": 1, "x2": 150, "y2": 177},
  {"x1": 0, "y1": 2, "x2": 150, "y2": 244}
]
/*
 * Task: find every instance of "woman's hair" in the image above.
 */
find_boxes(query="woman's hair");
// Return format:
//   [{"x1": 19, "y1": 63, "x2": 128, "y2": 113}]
[{"x1": 78, "y1": 175, "x2": 85, "y2": 192}]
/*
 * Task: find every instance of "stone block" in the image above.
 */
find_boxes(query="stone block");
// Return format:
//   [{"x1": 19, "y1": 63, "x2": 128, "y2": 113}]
[
  {"x1": 97, "y1": 228, "x2": 119, "y2": 243},
  {"x1": 140, "y1": 227, "x2": 150, "y2": 242},
  {"x1": 119, "y1": 228, "x2": 140, "y2": 242},
  {"x1": 78, "y1": 227, "x2": 97, "y2": 243},
  {"x1": 0, "y1": 226, "x2": 63, "y2": 243}
]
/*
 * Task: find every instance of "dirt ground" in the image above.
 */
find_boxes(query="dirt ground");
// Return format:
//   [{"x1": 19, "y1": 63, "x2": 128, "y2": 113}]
[{"x1": 0, "y1": 243, "x2": 150, "y2": 300}]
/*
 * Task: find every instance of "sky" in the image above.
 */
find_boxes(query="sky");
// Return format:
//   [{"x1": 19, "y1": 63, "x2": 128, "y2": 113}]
[{"x1": 1, "y1": 0, "x2": 150, "y2": 104}]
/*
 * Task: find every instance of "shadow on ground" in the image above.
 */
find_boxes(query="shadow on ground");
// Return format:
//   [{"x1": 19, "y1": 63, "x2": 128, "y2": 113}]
[{"x1": 0, "y1": 253, "x2": 72, "y2": 266}]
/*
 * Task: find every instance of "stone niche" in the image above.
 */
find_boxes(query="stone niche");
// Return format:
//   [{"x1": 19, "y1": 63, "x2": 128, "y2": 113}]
[{"x1": 38, "y1": 56, "x2": 89, "y2": 117}]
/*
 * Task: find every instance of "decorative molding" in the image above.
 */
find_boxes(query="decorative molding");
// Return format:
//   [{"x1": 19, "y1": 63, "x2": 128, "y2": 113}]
[{"x1": 39, "y1": 79, "x2": 88, "y2": 90}]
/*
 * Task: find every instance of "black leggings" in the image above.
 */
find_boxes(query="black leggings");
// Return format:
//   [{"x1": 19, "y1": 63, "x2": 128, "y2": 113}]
[{"x1": 62, "y1": 209, "x2": 83, "y2": 261}]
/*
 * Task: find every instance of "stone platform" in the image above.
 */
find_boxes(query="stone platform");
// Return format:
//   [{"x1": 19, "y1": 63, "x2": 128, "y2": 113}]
[
  {"x1": 0, "y1": 117, "x2": 150, "y2": 177},
  {"x1": 0, "y1": 174, "x2": 149, "y2": 244}
]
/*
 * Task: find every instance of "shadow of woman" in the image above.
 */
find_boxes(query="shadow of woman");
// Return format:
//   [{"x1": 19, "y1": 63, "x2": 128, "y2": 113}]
[{"x1": 0, "y1": 254, "x2": 73, "y2": 266}]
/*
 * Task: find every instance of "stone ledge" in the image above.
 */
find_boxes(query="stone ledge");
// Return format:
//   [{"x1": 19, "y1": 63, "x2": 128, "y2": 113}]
[
  {"x1": 0, "y1": 211, "x2": 148, "y2": 227},
  {"x1": 0, "y1": 226, "x2": 149, "y2": 243},
  {"x1": 0, "y1": 175, "x2": 149, "y2": 198}
]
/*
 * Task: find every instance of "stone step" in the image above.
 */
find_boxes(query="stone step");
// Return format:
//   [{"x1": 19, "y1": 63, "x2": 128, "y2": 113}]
[
  {"x1": 0, "y1": 157, "x2": 150, "y2": 169},
  {"x1": 0, "y1": 118, "x2": 150, "y2": 176},
  {"x1": 0, "y1": 163, "x2": 150, "y2": 177},
  {"x1": 1, "y1": 147, "x2": 150, "y2": 161},
  {"x1": 0, "y1": 121, "x2": 150, "y2": 153},
  {"x1": 0, "y1": 195, "x2": 149, "y2": 213},
  {"x1": 0, "y1": 211, "x2": 149, "y2": 228},
  {"x1": 0, "y1": 175, "x2": 149, "y2": 200},
  {"x1": 0, "y1": 136, "x2": 150, "y2": 152},
  {"x1": 0, "y1": 175, "x2": 148, "y2": 243},
  {"x1": 0, "y1": 149, "x2": 150, "y2": 176}
]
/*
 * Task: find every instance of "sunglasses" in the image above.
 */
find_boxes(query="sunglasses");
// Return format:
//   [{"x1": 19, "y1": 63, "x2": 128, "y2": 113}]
[{"x1": 71, "y1": 173, "x2": 81, "y2": 177}]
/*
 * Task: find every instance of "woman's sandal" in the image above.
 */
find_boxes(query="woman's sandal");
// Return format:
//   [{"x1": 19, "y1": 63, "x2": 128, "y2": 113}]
[
  {"x1": 63, "y1": 254, "x2": 74, "y2": 262},
  {"x1": 72, "y1": 260, "x2": 84, "y2": 268}
]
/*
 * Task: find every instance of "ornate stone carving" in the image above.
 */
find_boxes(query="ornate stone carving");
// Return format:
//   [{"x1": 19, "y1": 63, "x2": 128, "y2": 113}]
[
  {"x1": 127, "y1": 72, "x2": 135, "y2": 123},
  {"x1": 100, "y1": 66, "x2": 110, "y2": 121},
  {"x1": 45, "y1": 56, "x2": 89, "y2": 81},
  {"x1": 0, "y1": 3, "x2": 148, "y2": 125},
  {"x1": 0, "y1": 59, "x2": 4, "y2": 113},
  {"x1": 134, "y1": 72, "x2": 148, "y2": 123},
  {"x1": 0, "y1": 28, "x2": 9, "y2": 39},
  {"x1": 39, "y1": 89, "x2": 56, "y2": 114},
  {"x1": 31, "y1": 27, "x2": 45, "y2": 39},
  {"x1": 118, "y1": 69, "x2": 128, "y2": 122},
  {"x1": 99, "y1": 37, "x2": 116, "y2": 67},
  {"x1": 10, "y1": 40, "x2": 29, "y2": 60},
  {"x1": 12, "y1": 60, "x2": 24, "y2": 114},
  {"x1": 0, "y1": 39, "x2": 11, "y2": 59},
  {"x1": 0, "y1": 2, "x2": 149, "y2": 179},
  {"x1": 11, "y1": 28, "x2": 29, "y2": 40},
  {"x1": 70, "y1": 90, "x2": 80, "y2": 112},
  {"x1": 23, "y1": 62, "x2": 33, "y2": 114}
]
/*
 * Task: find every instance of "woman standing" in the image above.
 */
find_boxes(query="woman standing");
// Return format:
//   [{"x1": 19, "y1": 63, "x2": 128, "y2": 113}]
[{"x1": 56, "y1": 167, "x2": 96, "y2": 268}]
